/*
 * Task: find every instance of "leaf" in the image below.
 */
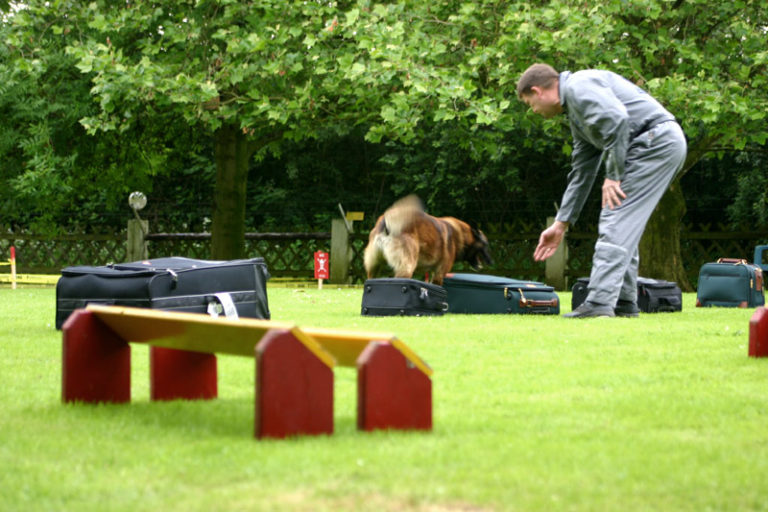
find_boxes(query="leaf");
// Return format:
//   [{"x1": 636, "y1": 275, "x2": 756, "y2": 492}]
[
  {"x1": 380, "y1": 105, "x2": 397, "y2": 123},
  {"x1": 348, "y1": 62, "x2": 366, "y2": 78},
  {"x1": 345, "y1": 8, "x2": 359, "y2": 26},
  {"x1": 75, "y1": 56, "x2": 94, "y2": 74}
]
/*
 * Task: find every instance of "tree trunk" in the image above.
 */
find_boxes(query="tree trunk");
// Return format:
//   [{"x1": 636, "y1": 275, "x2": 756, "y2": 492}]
[
  {"x1": 638, "y1": 177, "x2": 692, "y2": 291},
  {"x1": 211, "y1": 124, "x2": 250, "y2": 260}
]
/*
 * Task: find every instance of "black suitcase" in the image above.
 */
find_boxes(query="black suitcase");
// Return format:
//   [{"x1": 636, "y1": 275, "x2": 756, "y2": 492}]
[
  {"x1": 55, "y1": 257, "x2": 271, "y2": 329},
  {"x1": 443, "y1": 273, "x2": 560, "y2": 315},
  {"x1": 361, "y1": 278, "x2": 448, "y2": 316},
  {"x1": 572, "y1": 276, "x2": 682, "y2": 313},
  {"x1": 696, "y1": 258, "x2": 764, "y2": 308}
]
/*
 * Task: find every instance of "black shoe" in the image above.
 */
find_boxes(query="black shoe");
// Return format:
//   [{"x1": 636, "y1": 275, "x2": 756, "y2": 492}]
[
  {"x1": 563, "y1": 301, "x2": 616, "y2": 318},
  {"x1": 614, "y1": 299, "x2": 640, "y2": 318}
]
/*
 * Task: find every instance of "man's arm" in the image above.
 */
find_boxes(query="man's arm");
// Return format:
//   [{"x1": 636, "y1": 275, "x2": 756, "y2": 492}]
[
  {"x1": 568, "y1": 76, "x2": 630, "y2": 182},
  {"x1": 555, "y1": 137, "x2": 601, "y2": 225}
]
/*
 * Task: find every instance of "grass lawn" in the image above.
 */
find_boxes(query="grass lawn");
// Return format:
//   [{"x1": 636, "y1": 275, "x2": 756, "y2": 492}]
[{"x1": 1, "y1": 285, "x2": 766, "y2": 511}]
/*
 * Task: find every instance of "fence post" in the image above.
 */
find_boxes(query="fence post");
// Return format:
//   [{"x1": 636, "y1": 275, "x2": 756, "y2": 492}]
[
  {"x1": 544, "y1": 216, "x2": 568, "y2": 291},
  {"x1": 127, "y1": 219, "x2": 148, "y2": 261},
  {"x1": 330, "y1": 218, "x2": 350, "y2": 284}
]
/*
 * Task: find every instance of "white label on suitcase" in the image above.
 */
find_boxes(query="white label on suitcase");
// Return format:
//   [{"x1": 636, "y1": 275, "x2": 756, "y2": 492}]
[{"x1": 207, "y1": 292, "x2": 239, "y2": 319}]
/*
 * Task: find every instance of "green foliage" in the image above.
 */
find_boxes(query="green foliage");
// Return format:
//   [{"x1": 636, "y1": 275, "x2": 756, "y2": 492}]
[
  {"x1": 0, "y1": 1, "x2": 214, "y2": 233},
  {"x1": 481, "y1": 0, "x2": 768, "y2": 167},
  {"x1": 726, "y1": 149, "x2": 768, "y2": 228},
  {"x1": 1, "y1": 0, "x2": 766, "y2": 237}
]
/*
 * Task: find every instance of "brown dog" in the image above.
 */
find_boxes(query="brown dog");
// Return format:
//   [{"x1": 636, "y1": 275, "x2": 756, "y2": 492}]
[{"x1": 363, "y1": 195, "x2": 492, "y2": 285}]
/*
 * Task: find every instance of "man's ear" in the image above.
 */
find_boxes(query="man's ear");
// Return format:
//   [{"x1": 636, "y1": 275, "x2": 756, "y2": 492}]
[{"x1": 530, "y1": 85, "x2": 544, "y2": 96}]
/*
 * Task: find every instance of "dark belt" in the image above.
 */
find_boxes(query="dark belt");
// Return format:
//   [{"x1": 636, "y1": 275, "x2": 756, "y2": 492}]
[{"x1": 633, "y1": 116, "x2": 676, "y2": 139}]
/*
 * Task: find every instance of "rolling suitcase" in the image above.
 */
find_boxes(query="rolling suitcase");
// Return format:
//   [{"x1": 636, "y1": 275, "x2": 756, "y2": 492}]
[
  {"x1": 361, "y1": 278, "x2": 448, "y2": 316},
  {"x1": 55, "y1": 257, "x2": 271, "y2": 329},
  {"x1": 696, "y1": 258, "x2": 764, "y2": 308},
  {"x1": 443, "y1": 273, "x2": 560, "y2": 315},
  {"x1": 572, "y1": 276, "x2": 682, "y2": 313}
]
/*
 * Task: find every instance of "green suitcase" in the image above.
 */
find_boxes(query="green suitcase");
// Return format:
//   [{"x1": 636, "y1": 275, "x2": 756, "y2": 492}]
[
  {"x1": 443, "y1": 273, "x2": 560, "y2": 314},
  {"x1": 696, "y1": 258, "x2": 765, "y2": 308}
]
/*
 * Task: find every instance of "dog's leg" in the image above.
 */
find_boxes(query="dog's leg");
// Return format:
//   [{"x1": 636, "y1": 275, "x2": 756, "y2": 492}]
[
  {"x1": 363, "y1": 240, "x2": 384, "y2": 279},
  {"x1": 432, "y1": 261, "x2": 454, "y2": 286},
  {"x1": 386, "y1": 235, "x2": 418, "y2": 279}
]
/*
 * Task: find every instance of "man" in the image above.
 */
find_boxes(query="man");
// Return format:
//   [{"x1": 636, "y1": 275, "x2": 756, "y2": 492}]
[{"x1": 517, "y1": 63, "x2": 687, "y2": 318}]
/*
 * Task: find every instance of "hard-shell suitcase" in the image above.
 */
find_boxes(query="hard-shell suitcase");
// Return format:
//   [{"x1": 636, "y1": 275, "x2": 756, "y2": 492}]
[
  {"x1": 696, "y1": 258, "x2": 764, "y2": 308},
  {"x1": 361, "y1": 278, "x2": 448, "y2": 316},
  {"x1": 572, "y1": 276, "x2": 682, "y2": 313},
  {"x1": 442, "y1": 273, "x2": 560, "y2": 315},
  {"x1": 56, "y1": 257, "x2": 271, "y2": 329}
]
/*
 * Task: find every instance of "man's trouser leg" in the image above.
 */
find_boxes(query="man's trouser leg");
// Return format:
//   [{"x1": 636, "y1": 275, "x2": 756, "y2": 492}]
[{"x1": 587, "y1": 122, "x2": 686, "y2": 307}]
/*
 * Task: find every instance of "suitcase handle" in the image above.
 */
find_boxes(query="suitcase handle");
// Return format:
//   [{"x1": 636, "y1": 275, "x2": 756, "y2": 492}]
[
  {"x1": 717, "y1": 258, "x2": 748, "y2": 265},
  {"x1": 417, "y1": 286, "x2": 449, "y2": 312},
  {"x1": 517, "y1": 289, "x2": 559, "y2": 309},
  {"x1": 519, "y1": 297, "x2": 559, "y2": 308}
]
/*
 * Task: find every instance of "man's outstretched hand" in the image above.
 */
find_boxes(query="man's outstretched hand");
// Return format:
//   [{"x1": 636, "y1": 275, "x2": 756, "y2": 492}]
[{"x1": 534, "y1": 220, "x2": 569, "y2": 262}]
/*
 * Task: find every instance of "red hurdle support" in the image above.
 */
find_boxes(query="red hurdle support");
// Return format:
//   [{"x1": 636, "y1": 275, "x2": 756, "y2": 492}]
[
  {"x1": 61, "y1": 305, "x2": 432, "y2": 439},
  {"x1": 357, "y1": 341, "x2": 432, "y2": 431},
  {"x1": 62, "y1": 309, "x2": 131, "y2": 403},
  {"x1": 255, "y1": 329, "x2": 334, "y2": 439},
  {"x1": 150, "y1": 347, "x2": 218, "y2": 401},
  {"x1": 749, "y1": 307, "x2": 768, "y2": 357}
]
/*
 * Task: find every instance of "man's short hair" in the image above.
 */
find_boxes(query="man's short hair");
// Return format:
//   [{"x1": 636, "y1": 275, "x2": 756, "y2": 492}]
[{"x1": 516, "y1": 63, "x2": 560, "y2": 98}]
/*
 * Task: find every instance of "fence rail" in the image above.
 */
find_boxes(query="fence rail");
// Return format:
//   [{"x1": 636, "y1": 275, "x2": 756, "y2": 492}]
[{"x1": 2, "y1": 223, "x2": 767, "y2": 288}]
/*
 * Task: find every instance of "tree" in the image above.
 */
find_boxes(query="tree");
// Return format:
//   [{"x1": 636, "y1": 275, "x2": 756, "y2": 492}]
[
  {"x1": 64, "y1": 1, "x2": 434, "y2": 257},
  {"x1": 341, "y1": 0, "x2": 768, "y2": 286},
  {"x1": 62, "y1": 0, "x2": 548, "y2": 257},
  {"x1": 0, "y1": 1, "x2": 209, "y2": 233},
  {"x1": 496, "y1": 0, "x2": 768, "y2": 287}
]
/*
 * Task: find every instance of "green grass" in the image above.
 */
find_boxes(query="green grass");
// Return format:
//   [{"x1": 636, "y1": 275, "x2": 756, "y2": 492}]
[{"x1": 1, "y1": 286, "x2": 767, "y2": 511}]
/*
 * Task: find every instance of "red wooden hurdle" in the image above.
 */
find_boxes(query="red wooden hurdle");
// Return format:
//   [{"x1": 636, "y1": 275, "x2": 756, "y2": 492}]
[
  {"x1": 749, "y1": 307, "x2": 768, "y2": 358},
  {"x1": 62, "y1": 305, "x2": 432, "y2": 438}
]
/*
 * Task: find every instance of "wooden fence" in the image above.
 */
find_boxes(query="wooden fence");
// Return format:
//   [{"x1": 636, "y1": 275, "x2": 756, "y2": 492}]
[{"x1": 2, "y1": 222, "x2": 766, "y2": 289}]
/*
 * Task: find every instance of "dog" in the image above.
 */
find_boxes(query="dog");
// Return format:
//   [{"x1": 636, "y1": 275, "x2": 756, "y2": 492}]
[{"x1": 363, "y1": 195, "x2": 492, "y2": 285}]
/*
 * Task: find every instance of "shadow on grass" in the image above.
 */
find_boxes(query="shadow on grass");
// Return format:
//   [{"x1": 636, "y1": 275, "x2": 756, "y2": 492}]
[{"x1": 57, "y1": 398, "x2": 364, "y2": 440}]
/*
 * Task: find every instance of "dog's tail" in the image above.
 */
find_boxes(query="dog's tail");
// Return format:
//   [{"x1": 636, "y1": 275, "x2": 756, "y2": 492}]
[{"x1": 382, "y1": 195, "x2": 423, "y2": 236}]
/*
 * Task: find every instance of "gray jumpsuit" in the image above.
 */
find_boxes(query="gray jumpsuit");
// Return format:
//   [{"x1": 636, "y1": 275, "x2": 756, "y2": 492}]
[{"x1": 555, "y1": 70, "x2": 687, "y2": 306}]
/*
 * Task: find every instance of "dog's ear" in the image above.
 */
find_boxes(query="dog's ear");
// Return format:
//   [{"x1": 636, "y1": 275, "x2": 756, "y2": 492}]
[
  {"x1": 470, "y1": 225, "x2": 485, "y2": 241},
  {"x1": 470, "y1": 227, "x2": 493, "y2": 266}
]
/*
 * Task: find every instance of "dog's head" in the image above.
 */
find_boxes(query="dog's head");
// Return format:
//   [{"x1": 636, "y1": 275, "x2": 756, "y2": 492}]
[{"x1": 463, "y1": 227, "x2": 493, "y2": 270}]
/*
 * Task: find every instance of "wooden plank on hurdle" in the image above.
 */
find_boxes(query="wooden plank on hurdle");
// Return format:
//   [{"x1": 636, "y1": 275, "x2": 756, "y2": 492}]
[
  {"x1": 85, "y1": 304, "x2": 334, "y2": 368},
  {"x1": 303, "y1": 327, "x2": 433, "y2": 377},
  {"x1": 85, "y1": 304, "x2": 430, "y2": 376}
]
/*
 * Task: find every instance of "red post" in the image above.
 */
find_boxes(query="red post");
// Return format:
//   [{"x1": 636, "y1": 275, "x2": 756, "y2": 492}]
[
  {"x1": 150, "y1": 347, "x2": 218, "y2": 401},
  {"x1": 357, "y1": 341, "x2": 432, "y2": 431},
  {"x1": 10, "y1": 246, "x2": 16, "y2": 290},
  {"x1": 749, "y1": 307, "x2": 768, "y2": 357},
  {"x1": 255, "y1": 329, "x2": 334, "y2": 439},
  {"x1": 62, "y1": 309, "x2": 131, "y2": 403}
]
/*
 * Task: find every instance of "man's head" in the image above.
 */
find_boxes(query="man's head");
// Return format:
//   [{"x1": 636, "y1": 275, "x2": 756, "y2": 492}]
[{"x1": 516, "y1": 63, "x2": 563, "y2": 119}]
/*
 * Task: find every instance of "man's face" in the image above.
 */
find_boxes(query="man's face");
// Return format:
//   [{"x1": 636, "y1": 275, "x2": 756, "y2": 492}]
[{"x1": 521, "y1": 86, "x2": 562, "y2": 119}]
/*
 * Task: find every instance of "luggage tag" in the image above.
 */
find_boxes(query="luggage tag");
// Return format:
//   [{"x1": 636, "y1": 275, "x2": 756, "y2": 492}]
[{"x1": 206, "y1": 292, "x2": 239, "y2": 319}]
